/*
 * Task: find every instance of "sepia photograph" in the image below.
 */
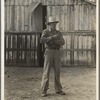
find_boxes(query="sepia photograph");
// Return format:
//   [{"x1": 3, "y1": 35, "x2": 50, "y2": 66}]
[{"x1": 3, "y1": 0, "x2": 97, "y2": 100}]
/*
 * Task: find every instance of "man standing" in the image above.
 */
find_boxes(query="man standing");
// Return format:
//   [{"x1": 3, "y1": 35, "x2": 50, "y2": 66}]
[{"x1": 40, "y1": 16, "x2": 65, "y2": 97}]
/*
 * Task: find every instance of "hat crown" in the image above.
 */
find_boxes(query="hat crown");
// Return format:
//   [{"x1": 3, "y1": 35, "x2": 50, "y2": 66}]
[{"x1": 48, "y1": 16, "x2": 59, "y2": 23}]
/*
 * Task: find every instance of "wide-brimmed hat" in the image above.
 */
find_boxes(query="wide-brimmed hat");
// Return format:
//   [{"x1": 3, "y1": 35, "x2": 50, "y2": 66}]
[{"x1": 47, "y1": 16, "x2": 59, "y2": 25}]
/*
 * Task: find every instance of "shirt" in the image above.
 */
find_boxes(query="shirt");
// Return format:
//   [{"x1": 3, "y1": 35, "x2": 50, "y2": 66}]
[{"x1": 40, "y1": 29, "x2": 65, "y2": 50}]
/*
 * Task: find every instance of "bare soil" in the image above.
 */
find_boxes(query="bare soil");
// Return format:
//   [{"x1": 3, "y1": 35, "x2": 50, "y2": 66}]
[{"x1": 5, "y1": 67, "x2": 96, "y2": 100}]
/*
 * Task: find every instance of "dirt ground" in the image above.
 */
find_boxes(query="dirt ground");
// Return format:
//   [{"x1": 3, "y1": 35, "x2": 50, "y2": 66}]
[{"x1": 5, "y1": 67, "x2": 96, "y2": 100}]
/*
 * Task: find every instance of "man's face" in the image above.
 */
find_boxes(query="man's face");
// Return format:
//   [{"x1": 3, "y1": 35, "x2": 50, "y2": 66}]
[{"x1": 49, "y1": 22, "x2": 57, "y2": 30}]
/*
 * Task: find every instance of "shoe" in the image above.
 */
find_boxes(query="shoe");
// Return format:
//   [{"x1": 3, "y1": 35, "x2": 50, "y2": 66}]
[
  {"x1": 41, "y1": 92, "x2": 47, "y2": 97},
  {"x1": 56, "y1": 91, "x2": 66, "y2": 95}
]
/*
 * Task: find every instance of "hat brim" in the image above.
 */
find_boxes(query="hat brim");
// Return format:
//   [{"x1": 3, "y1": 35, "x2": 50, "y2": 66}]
[{"x1": 47, "y1": 21, "x2": 59, "y2": 25}]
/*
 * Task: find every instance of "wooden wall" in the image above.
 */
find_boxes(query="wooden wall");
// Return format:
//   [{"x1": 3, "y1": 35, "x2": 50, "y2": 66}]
[
  {"x1": 5, "y1": 0, "x2": 96, "y2": 32},
  {"x1": 4, "y1": 0, "x2": 96, "y2": 67}
]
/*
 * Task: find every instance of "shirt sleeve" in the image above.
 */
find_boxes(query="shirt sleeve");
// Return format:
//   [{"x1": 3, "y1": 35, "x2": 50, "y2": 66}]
[
  {"x1": 54, "y1": 33, "x2": 65, "y2": 45},
  {"x1": 40, "y1": 30, "x2": 52, "y2": 44}
]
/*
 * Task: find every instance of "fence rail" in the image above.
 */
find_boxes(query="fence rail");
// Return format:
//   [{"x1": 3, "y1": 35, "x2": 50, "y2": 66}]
[
  {"x1": 5, "y1": 32, "x2": 41, "y2": 67},
  {"x1": 61, "y1": 31, "x2": 96, "y2": 67},
  {"x1": 5, "y1": 31, "x2": 96, "y2": 67}
]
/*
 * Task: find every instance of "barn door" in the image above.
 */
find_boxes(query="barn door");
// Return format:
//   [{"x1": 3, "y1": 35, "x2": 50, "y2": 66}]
[
  {"x1": 39, "y1": 6, "x2": 47, "y2": 67},
  {"x1": 28, "y1": 3, "x2": 47, "y2": 67}
]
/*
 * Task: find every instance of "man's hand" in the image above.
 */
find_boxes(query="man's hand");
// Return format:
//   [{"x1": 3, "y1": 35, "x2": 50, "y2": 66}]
[
  {"x1": 46, "y1": 36, "x2": 53, "y2": 42},
  {"x1": 51, "y1": 34, "x2": 61, "y2": 39}
]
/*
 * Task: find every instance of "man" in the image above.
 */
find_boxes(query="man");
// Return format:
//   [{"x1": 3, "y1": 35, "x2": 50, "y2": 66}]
[{"x1": 40, "y1": 16, "x2": 65, "y2": 97}]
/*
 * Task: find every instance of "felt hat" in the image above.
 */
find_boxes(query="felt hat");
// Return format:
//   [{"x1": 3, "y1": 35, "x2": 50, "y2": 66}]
[{"x1": 47, "y1": 16, "x2": 59, "y2": 25}]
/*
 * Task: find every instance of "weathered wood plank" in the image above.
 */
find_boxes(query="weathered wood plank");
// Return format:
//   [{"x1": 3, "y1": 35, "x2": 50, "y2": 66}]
[
  {"x1": 10, "y1": 5, "x2": 15, "y2": 31},
  {"x1": 7, "y1": 6, "x2": 10, "y2": 31},
  {"x1": 82, "y1": 36, "x2": 87, "y2": 65},
  {"x1": 87, "y1": 36, "x2": 92, "y2": 65},
  {"x1": 47, "y1": 0, "x2": 55, "y2": 5},
  {"x1": 74, "y1": 5, "x2": 78, "y2": 30},
  {"x1": 5, "y1": 6, "x2": 7, "y2": 31},
  {"x1": 81, "y1": 4, "x2": 84, "y2": 30},
  {"x1": 21, "y1": 6, "x2": 25, "y2": 31},
  {"x1": 91, "y1": 36, "x2": 95, "y2": 65},
  {"x1": 60, "y1": 6, "x2": 64, "y2": 31},
  {"x1": 19, "y1": 0, "x2": 24, "y2": 5},
  {"x1": 24, "y1": 0, "x2": 29, "y2": 5},
  {"x1": 15, "y1": 0, "x2": 20, "y2": 5},
  {"x1": 59, "y1": 0, "x2": 65, "y2": 5},
  {"x1": 16, "y1": 6, "x2": 20, "y2": 31},
  {"x1": 24, "y1": 6, "x2": 29, "y2": 31},
  {"x1": 55, "y1": 0, "x2": 60, "y2": 5},
  {"x1": 74, "y1": 35, "x2": 78, "y2": 65},
  {"x1": 55, "y1": 6, "x2": 60, "y2": 30},
  {"x1": 78, "y1": 36, "x2": 83, "y2": 65},
  {"x1": 70, "y1": 5, "x2": 74, "y2": 30},
  {"x1": 68, "y1": 0, "x2": 74, "y2": 5},
  {"x1": 5, "y1": 0, "x2": 11, "y2": 5},
  {"x1": 78, "y1": 5, "x2": 81, "y2": 30},
  {"x1": 66, "y1": 35, "x2": 71, "y2": 65},
  {"x1": 88, "y1": 4, "x2": 91, "y2": 30},
  {"x1": 28, "y1": 0, "x2": 33, "y2": 5},
  {"x1": 10, "y1": 0, "x2": 15, "y2": 5},
  {"x1": 64, "y1": 0, "x2": 69, "y2": 5},
  {"x1": 18, "y1": 6, "x2": 22, "y2": 31}
]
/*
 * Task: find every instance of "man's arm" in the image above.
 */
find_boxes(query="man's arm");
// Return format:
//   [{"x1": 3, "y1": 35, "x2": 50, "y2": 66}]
[
  {"x1": 54, "y1": 34, "x2": 65, "y2": 45},
  {"x1": 40, "y1": 30, "x2": 52, "y2": 44}
]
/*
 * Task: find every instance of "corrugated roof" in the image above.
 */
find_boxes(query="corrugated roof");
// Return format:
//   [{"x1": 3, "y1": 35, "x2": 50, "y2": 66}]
[{"x1": 27, "y1": 2, "x2": 42, "y2": 13}]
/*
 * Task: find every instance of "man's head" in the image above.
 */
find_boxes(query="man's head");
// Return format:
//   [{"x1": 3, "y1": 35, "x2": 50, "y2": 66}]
[{"x1": 47, "y1": 16, "x2": 59, "y2": 30}]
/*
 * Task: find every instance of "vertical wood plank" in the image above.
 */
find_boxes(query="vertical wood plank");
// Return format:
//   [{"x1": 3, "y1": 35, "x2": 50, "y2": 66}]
[
  {"x1": 18, "y1": 5, "x2": 22, "y2": 31},
  {"x1": 24, "y1": 0, "x2": 29, "y2": 5},
  {"x1": 6, "y1": 0, "x2": 10, "y2": 5},
  {"x1": 66, "y1": 35, "x2": 71, "y2": 65},
  {"x1": 74, "y1": 35, "x2": 78, "y2": 65},
  {"x1": 10, "y1": 0, "x2": 15, "y2": 5},
  {"x1": 59, "y1": 0, "x2": 65, "y2": 5},
  {"x1": 87, "y1": 36, "x2": 92, "y2": 65},
  {"x1": 59, "y1": 6, "x2": 64, "y2": 31},
  {"x1": 64, "y1": 0, "x2": 69, "y2": 5},
  {"x1": 42, "y1": 0, "x2": 47, "y2": 5},
  {"x1": 52, "y1": 6, "x2": 55, "y2": 16},
  {"x1": 14, "y1": 6, "x2": 17, "y2": 31},
  {"x1": 28, "y1": 0, "x2": 33, "y2": 5},
  {"x1": 21, "y1": 6, "x2": 25, "y2": 31},
  {"x1": 15, "y1": 0, "x2": 20, "y2": 5},
  {"x1": 91, "y1": 36, "x2": 95, "y2": 65},
  {"x1": 47, "y1": 0, "x2": 55, "y2": 5},
  {"x1": 78, "y1": 5, "x2": 81, "y2": 30},
  {"x1": 10, "y1": 5, "x2": 15, "y2": 31},
  {"x1": 74, "y1": 5, "x2": 78, "y2": 30},
  {"x1": 62, "y1": 35, "x2": 67, "y2": 66},
  {"x1": 88, "y1": 4, "x2": 91, "y2": 30},
  {"x1": 5, "y1": 6, "x2": 7, "y2": 31},
  {"x1": 55, "y1": 0, "x2": 60, "y2": 5},
  {"x1": 17, "y1": 6, "x2": 20, "y2": 31},
  {"x1": 7, "y1": 6, "x2": 10, "y2": 31},
  {"x1": 24, "y1": 6, "x2": 29, "y2": 31},
  {"x1": 55, "y1": 6, "x2": 60, "y2": 30},
  {"x1": 19, "y1": 0, "x2": 24, "y2": 5},
  {"x1": 70, "y1": 5, "x2": 74, "y2": 30},
  {"x1": 79, "y1": 36, "x2": 83, "y2": 65},
  {"x1": 81, "y1": 4, "x2": 84, "y2": 30},
  {"x1": 82, "y1": 36, "x2": 87, "y2": 65}
]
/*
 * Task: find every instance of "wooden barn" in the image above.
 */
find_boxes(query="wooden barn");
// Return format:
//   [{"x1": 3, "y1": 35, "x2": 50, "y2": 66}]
[{"x1": 4, "y1": 0, "x2": 96, "y2": 67}]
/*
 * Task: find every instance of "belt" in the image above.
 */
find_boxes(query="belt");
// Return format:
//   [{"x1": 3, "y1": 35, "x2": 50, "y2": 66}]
[{"x1": 46, "y1": 47, "x2": 59, "y2": 50}]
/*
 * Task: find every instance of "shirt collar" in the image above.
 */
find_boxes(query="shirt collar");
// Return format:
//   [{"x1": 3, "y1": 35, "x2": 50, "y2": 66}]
[{"x1": 48, "y1": 27, "x2": 56, "y2": 32}]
